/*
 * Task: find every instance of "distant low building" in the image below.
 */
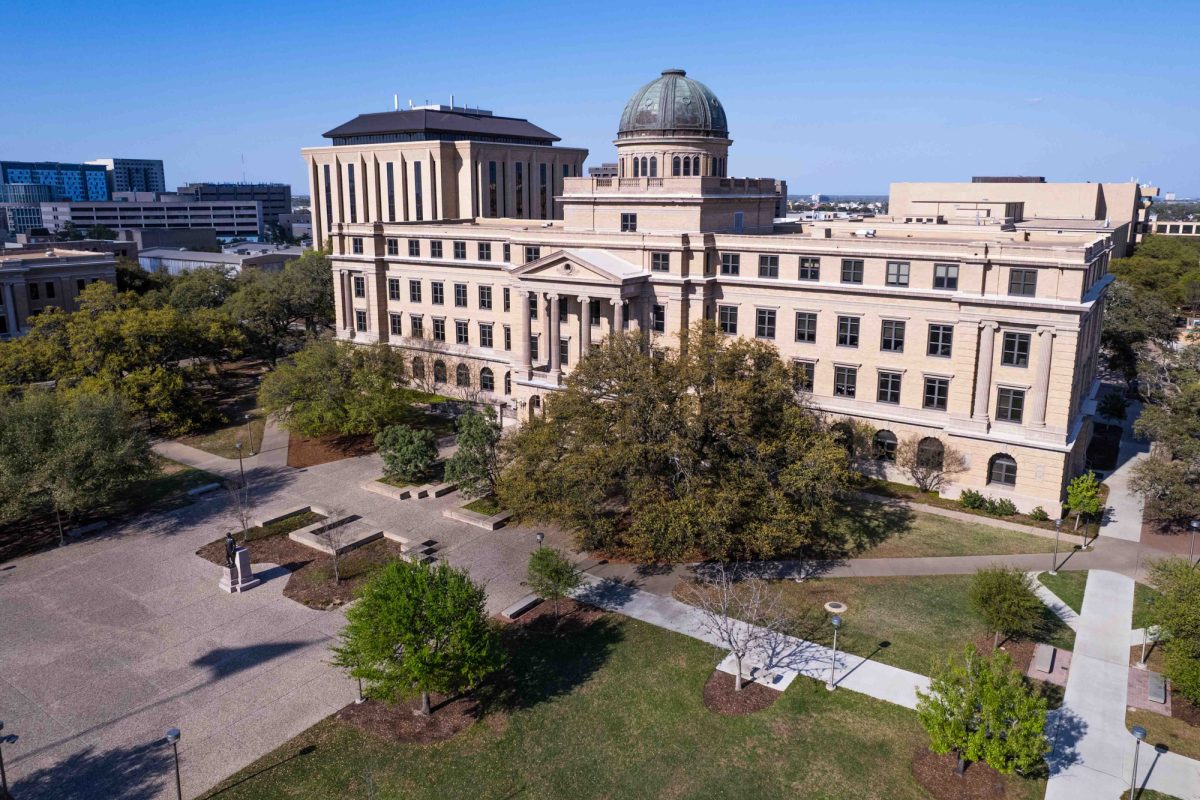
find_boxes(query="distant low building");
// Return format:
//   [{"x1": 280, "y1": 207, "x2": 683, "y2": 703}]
[
  {"x1": 1147, "y1": 220, "x2": 1200, "y2": 237},
  {"x1": 0, "y1": 247, "x2": 117, "y2": 338},
  {"x1": 12, "y1": 234, "x2": 138, "y2": 260},
  {"x1": 116, "y1": 227, "x2": 221, "y2": 252},
  {"x1": 86, "y1": 158, "x2": 166, "y2": 194},
  {"x1": 41, "y1": 193, "x2": 262, "y2": 239},
  {"x1": 587, "y1": 163, "x2": 619, "y2": 178},
  {"x1": 177, "y1": 182, "x2": 291, "y2": 227},
  {"x1": 138, "y1": 246, "x2": 303, "y2": 276},
  {"x1": 277, "y1": 212, "x2": 312, "y2": 240},
  {"x1": 0, "y1": 183, "x2": 55, "y2": 234}
]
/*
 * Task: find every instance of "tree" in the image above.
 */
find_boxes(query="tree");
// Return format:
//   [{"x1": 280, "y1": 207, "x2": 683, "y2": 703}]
[
  {"x1": 313, "y1": 507, "x2": 353, "y2": 585},
  {"x1": 114, "y1": 258, "x2": 166, "y2": 295},
  {"x1": 1146, "y1": 558, "x2": 1200, "y2": 704},
  {"x1": 1131, "y1": 456, "x2": 1200, "y2": 523},
  {"x1": 496, "y1": 324, "x2": 855, "y2": 562},
  {"x1": 1096, "y1": 393, "x2": 1128, "y2": 423},
  {"x1": 165, "y1": 266, "x2": 238, "y2": 313},
  {"x1": 375, "y1": 425, "x2": 438, "y2": 483},
  {"x1": 331, "y1": 560, "x2": 505, "y2": 716},
  {"x1": 281, "y1": 250, "x2": 335, "y2": 334},
  {"x1": 1131, "y1": 341, "x2": 1200, "y2": 525},
  {"x1": 1065, "y1": 471, "x2": 1103, "y2": 531},
  {"x1": 969, "y1": 567, "x2": 1045, "y2": 650},
  {"x1": 1100, "y1": 282, "x2": 1177, "y2": 379},
  {"x1": 224, "y1": 269, "x2": 294, "y2": 365},
  {"x1": 443, "y1": 408, "x2": 501, "y2": 499},
  {"x1": 916, "y1": 644, "x2": 1049, "y2": 776},
  {"x1": 684, "y1": 564, "x2": 789, "y2": 691},
  {"x1": 85, "y1": 224, "x2": 117, "y2": 240},
  {"x1": 525, "y1": 547, "x2": 581, "y2": 622},
  {"x1": 894, "y1": 435, "x2": 968, "y2": 493}
]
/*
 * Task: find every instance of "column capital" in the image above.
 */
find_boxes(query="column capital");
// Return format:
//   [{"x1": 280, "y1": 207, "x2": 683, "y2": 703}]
[
  {"x1": 609, "y1": 297, "x2": 624, "y2": 307},
  {"x1": 546, "y1": 291, "x2": 559, "y2": 301},
  {"x1": 1036, "y1": 325, "x2": 1058, "y2": 337},
  {"x1": 979, "y1": 320, "x2": 1000, "y2": 331},
  {"x1": 577, "y1": 294, "x2": 590, "y2": 305}
]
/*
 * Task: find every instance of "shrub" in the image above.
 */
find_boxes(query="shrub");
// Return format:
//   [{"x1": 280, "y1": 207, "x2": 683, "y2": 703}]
[
  {"x1": 969, "y1": 567, "x2": 1044, "y2": 649},
  {"x1": 987, "y1": 498, "x2": 1018, "y2": 517},
  {"x1": 1029, "y1": 506, "x2": 1049, "y2": 521},
  {"x1": 375, "y1": 425, "x2": 438, "y2": 483},
  {"x1": 959, "y1": 489, "x2": 987, "y2": 510}
]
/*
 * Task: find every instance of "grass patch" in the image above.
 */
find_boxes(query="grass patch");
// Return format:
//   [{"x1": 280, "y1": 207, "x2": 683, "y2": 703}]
[
  {"x1": 120, "y1": 456, "x2": 221, "y2": 511},
  {"x1": 1134, "y1": 582, "x2": 1163, "y2": 630},
  {"x1": 1035, "y1": 571, "x2": 1162, "y2": 629},
  {"x1": 851, "y1": 502, "x2": 1058, "y2": 558},
  {"x1": 1121, "y1": 789, "x2": 1185, "y2": 800},
  {"x1": 178, "y1": 409, "x2": 268, "y2": 459},
  {"x1": 240, "y1": 510, "x2": 326, "y2": 543},
  {"x1": 199, "y1": 616, "x2": 1046, "y2": 800},
  {"x1": 1127, "y1": 707, "x2": 1200, "y2": 761},
  {"x1": 463, "y1": 496, "x2": 503, "y2": 516}
]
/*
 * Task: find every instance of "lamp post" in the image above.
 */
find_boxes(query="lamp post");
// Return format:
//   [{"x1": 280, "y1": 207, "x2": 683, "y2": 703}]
[
  {"x1": 1050, "y1": 518, "x2": 1062, "y2": 576},
  {"x1": 0, "y1": 720, "x2": 9, "y2": 798},
  {"x1": 166, "y1": 727, "x2": 182, "y2": 800},
  {"x1": 235, "y1": 441, "x2": 246, "y2": 491},
  {"x1": 245, "y1": 414, "x2": 256, "y2": 456},
  {"x1": 1129, "y1": 725, "x2": 1146, "y2": 799},
  {"x1": 1189, "y1": 519, "x2": 1199, "y2": 568},
  {"x1": 535, "y1": 531, "x2": 545, "y2": 548},
  {"x1": 826, "y1": 615, "x2": 842, "y2": 691},
  {"x1": 356, "y1": 676, "x2": 366, "y2": 704}
]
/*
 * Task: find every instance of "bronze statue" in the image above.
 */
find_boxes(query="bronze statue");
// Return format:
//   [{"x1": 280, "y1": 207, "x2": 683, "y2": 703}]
[{"x1": 224, "y1": 531, "x2": 237, "y2": 569}]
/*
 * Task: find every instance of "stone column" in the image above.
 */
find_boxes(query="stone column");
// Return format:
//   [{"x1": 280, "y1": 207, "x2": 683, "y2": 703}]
[
  {"x1": 577, "y1": 295, "x2": 591, "y2": 359},
  {"x1": 972, "y1": 321, "x2": 999, "y2": 422},
  {"x1": 548, "y1": 293, "x2": 561, "y2": 383},
  {"x1": 611, "y1": 297, "x2": 625, "y2": 335},
  {"x1": 515, "y1": 290, "x2": 532, "y2": 377},
  {"x1": 540, "y1": 293, "x2": 552, "y2": 363},
  {"x1": 1, "y1": 282, "x2": 14, "y2": 334},
  {"x1": 1030, "y1": 326, "x2": 1057, "y2": 427}
]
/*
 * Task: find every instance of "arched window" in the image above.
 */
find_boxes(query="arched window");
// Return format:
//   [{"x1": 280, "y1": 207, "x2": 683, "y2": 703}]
[
  {"x1": 692, "y1": 155, "x2": 701, "y2": 175},
  {"x1": 456, "y1": 363, "x2": 470, "y2": 387},
  {"x1": 504, "y1": 371, "x2": 511, "y2": 395},
  {"x1": 619, "y1": 160, "x2": 625, "y2": 177},
  {"x1": 530, "y1": 395, "x2": 541, "y2": 413},
  {"x1": 682, "y1": 156, "x2": 691, "y2": 177},
  {"x1": 433, "y1": 360, "x2": 447, "y2": 383},
  {"x1": 988, "y1": 454, "x2": 1018, "y2": 486},
  {"x1": 480, "y1": 367, "x2": 495, "y2": 392},
  {"x1": 873, "y1": 430, "x2": 898, "y2": 461},
  {"x1": 917, "y1": 437, "x2": 945, "y2": 470},
  {"x1": 649, "y1": 157, "x2": 657, "y2": 177},
  {"x1": 412, "y1": 357, "x2": 425, "y2": 380},
  {"x1": 672, "y1": 156, "x2": 681, "y2": 176},
  {"x1": 639, "y1": 157, "x2": 648, "y2": 176}
]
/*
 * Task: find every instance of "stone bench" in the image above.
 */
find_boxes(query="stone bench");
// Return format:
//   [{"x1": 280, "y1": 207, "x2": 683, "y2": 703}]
[
  {"x1": 362, "y1": 480, "x2": 412, "y2": 500},
  {"x1": 289, "y1": 516, "x2": 382, "y2": 555},
  {"x1": 1148, "y1": 671, "x2": 1168, "y2": 704},
  {"x1": 442, "y1": 506, "x2": 512, "y2": 531},
  {"x1": 1033, "y1": 644, "x2": 1056, "y2": 674},
  {"x1": 501, "y1": 593, "x2": 542, "y2": 620}
]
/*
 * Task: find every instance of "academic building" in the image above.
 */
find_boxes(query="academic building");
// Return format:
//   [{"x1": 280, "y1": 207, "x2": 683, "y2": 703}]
[{"x1": 303, "y1": 69, "x2": 1152, "y2": 512}]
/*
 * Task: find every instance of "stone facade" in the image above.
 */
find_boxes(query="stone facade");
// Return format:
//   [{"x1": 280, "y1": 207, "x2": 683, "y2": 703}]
[{"x1": 0, "y1": 247, "x2": 118, "y2": 338}]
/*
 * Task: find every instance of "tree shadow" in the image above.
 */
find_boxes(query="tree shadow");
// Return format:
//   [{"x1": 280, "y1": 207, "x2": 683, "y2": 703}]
[
  {"x1": 10, "y1": 738, "x2": 171, "y2": 800},
  {"x1": 191, "y1": 640, "x2": 314, "y2": 680},
  {"x1": 572, "y1": 577, "x2": 639, "y2": 610},
  {"x1": 206, "y1": 745, "x2": 317, "y2": 796},
  {"x1": 1043, "y1": 706, "x2": 1088, "y2": 776}
]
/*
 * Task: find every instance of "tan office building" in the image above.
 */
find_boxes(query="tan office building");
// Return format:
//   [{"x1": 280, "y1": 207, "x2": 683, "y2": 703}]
[
  {"x1": 304, "y1": 69, "x2": 1127, "y2": 512},
  {"x1": 0, "y1": 247, "x2": 117, "y2": 338}
]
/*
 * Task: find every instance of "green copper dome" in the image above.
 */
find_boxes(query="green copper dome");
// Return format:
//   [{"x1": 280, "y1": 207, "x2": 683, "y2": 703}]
[{"x1": 618, "y1": 69, "x2": 728, "y2": 139}]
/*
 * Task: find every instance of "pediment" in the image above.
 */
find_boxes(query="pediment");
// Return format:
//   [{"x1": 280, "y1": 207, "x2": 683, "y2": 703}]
[{"x1": 514, "y1": 248, "x2": 644, "y2": 286}]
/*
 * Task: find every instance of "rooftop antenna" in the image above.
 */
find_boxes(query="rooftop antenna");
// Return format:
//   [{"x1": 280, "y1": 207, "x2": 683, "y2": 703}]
[
  {"x1": 451, "y1": 94, "x2": 455, "y2": 108},
  {"x1": 394, "y1": 94, "x2": 399, "y2": 111},
  {"x1": 241, "y1": 154, "x2": 246, "y2": 184}
]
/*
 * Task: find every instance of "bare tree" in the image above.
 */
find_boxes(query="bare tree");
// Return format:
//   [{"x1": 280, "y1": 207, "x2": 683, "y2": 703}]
[
  {"x1": 895, "y1": 435, "x2": 968, "y2": 493},
  {"x1": 682, "y1": 564, "x2": 790, "y2": 691},
  {"x1": 226, "y1": 481, "x2": 255, "y2": 544},
  {"x1": 313, "y1": 506, "x2": 354, "y2": 584}
]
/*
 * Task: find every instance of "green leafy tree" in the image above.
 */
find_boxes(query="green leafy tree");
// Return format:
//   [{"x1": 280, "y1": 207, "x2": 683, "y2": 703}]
[
  {"x1": 1100, "y1": 282, "x2": 1177, "y2": 379},
  {"x1": 1065, "y1": 471, "x2": 1103, "y2": 531},
  {"x1": 525, "y1": 547, "x2": 581, "y2": 622},
  {"x1": 968, "y1": 567, "x2": 1044, "y2": 650},
  {"x1": 85, "y1": 224, "x2": 117, "y2": 240},
  {"x1": 1131, "y1": 456, "x2": 1200, "y2": 523},
  {"x1": 1146, "y1": 558, "x2": 1200, "y2": 704},
  {"x1": 1111, "y1": 235, "x2": 1200, "y2": 310},
  {"x1": 375, "y1": 425, "x2": 438, "y2": 483},
  {"x1": 444, "y1": 408, "x2": 501, "y2": 499},
  {"x1": 1096, "y1": 393, "x2": 1128, "y2": 423},
  {"x1": 114, "y1": 257, "x2": 167, "y2": 295},
  {"x1": 281, "y1": 250, "x2": 335, "y2": 333},
  {"x1": 224, "y1": 269, "x2": 294, "y2": 365},
  {"x1": 496, "y1": 323, "x2": 855, "y2": 562},
  {"x1": 1130, "y1": 342, "x2": 1200, "y2": 525},
  {"x1": 331, "y1": 560, "x2": 506, "y2": 716},
  {"x1": 166, "y1": 265, "x2": 238, "y2": 313},
  {"x1": 916, "y1": 644, "x2": 1049, "y2": 776}
]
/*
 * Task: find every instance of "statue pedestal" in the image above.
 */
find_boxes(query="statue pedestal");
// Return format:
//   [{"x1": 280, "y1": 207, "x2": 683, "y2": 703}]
[{"x1": 219, "y1": 547, "x2": 261, "y2": 593}]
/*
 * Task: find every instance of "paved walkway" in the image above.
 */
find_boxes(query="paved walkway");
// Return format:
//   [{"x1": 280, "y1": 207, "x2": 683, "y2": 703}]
[
  {"x1": 1045, "y1": 570, "x2": 1199, "y2": 800},
  {"x1": 1030, "y1": 574, "x2": 1081, "y2": 632},
  {"x1": 571, "y1": 574, "x2": 930, "y2": 709},
  {"x1": 1100, "y1": 399, "x2": 1151, "y2": 544}
]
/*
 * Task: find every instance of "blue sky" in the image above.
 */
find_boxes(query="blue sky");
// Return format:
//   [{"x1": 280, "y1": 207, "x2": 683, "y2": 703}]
[{"x1": 4, "y1": 0, "x2": 1198, "y2": 196}]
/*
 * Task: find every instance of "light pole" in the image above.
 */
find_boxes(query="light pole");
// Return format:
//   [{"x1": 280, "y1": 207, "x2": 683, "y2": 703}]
[
  {"x1": 826, "y1": 615, "x2": 842, "y2": 691},
  {"x1": 166, "y1": 727, "x2": 182, "y2": 800},
  {"x1": 0, "y1": 720, "x2": 9, "y2": 798},
  {"x1": 235, "y1": 441, "x2": 246, "y2": 491},
  {"x1": 1050, "y1": 518, "x2": 1062, "y2": 576},
  {"x1": 1189, "y1": 519, "x2": 1199, "y2": 568},
  {"x1": 245, "y1": 414, "x2": 256, "y2": 456},
  {"x1": 1129, "y1": 725, "x2": 1148, "y2": 799}
]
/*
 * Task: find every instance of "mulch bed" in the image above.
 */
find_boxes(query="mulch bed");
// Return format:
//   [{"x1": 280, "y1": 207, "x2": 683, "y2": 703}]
[
  {"x1": 286, "y1": 433, "x2": 376, "y2": 468},
  {"x1": 971, "y1": 634, "x2": 1036, "y2": 673},
  {"x1": 911, "y1": 748, "x2": 1010, "y2": 799},
  {"x1": 504, "y1": 597, "x2": 606, "y2": 634},
  {"x1": 702, "y1": 669, "x2": 780, "y2": 715},
  {"x1": 1140, "y1": 518, "x2": 1196, "y2": 558},
  {"x1": 1172, "y1": 691, "x2": 1200, "y2": 727},
  {"x1": 334, "y1": 692, "x2": 481, "y2": 744}
]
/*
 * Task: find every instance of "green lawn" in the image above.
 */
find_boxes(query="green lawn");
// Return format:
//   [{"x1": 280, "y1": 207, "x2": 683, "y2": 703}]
[
  {"x1": 241, "y1": 510, "x2": 325, "y2": 543},
  {"x1": 123, "y1": 457, "x2": 221, "y2": 511},
  {"x1": 1036, "y1": 571, "x2": 1162, "y2": 629},
  {"x1": 766, "y1": 575, "x2": 1074, "y2": 675},
  {"x1": 848, "y1": 501, "x2": 1059, "y2": 558},
  {"x1": 463, "y1": 496, "x2": 503, "y2": 516},
  {"x1": 178, "y1": 409, "x2": 268, "y2": 459},
  {"x1": 199, "y1": 616, "x2": 1045, "y2": 800},
  {"x1": 1122, "y1": 790, "x2": 1184, "y2": 800}
]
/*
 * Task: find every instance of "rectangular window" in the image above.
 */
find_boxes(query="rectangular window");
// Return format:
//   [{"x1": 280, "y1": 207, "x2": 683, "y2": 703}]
[
  {"x1": 717, "y1": 305, "x2": 738, "y2": 335},
  {"x1": 880, "y1": 319, "x2": 906, "y2": 352},
  {"x1": 1001, "y1": 332, "x2": 1031, "y2": 367},
  {"x1": 539, "y1": 162, "x2": 549, "y2": 219},
  {"x1": 721, "y1": 253, "x2": 740, "y2": 276},
  {"x1": 408, "y1": 239, "x2": 420, "y2": 257},
  {"x1": 651, "y1": 252, "x2": 670, "y2": 272},
  {"x1": 1008, "y1": 269, "x2": 1037, "y2": 297},
  {"x1": 480, "y1": 322, "x2": 494, "y2": 348},
  {"x1": 834, "y1": 366, "x2": 857, "y2": 398},
  {"x1": 886, "y1": 261, "x2": 910, "y2": 287},
  {"x1": 347, "y1": 164, "x2": 357, "y2": 223},
  {"x1": 45, "y1": 282, "x2": 55, "y2": 299},
  {"x1": 431, "y1": 281, "x2": 444, "y2": 305},
  {"x1": 386, "y1": 162, "x2": 396, "y2": 221},
  {"x1": 590, "y1": 300, "x2": 601, "y2": 326},
  {"x1": 487, "y1": 161, "x2": 498, "y2": 217},
  {"x1": 455, "y1": 320, "x2": 469, "y2": 345},
  {"x1": 479, "y1": 285, "x2": 493, "y2": 310},
  {"x1": 530, "y1": 299, "x2": 538, "y2": 320},
  {"x1": 76, "y1": 278, "x2": 86, "y2": 292},
  {"x1": 755, "y1": 308, "x2": 777, "y2": 339},
  {"x1": 386, "y1": 238, "x2": 399, "y2": 256},
  {"x1": 352, "y1": 276, "x2": 365, "y2": 298},
  {"x1": 837, "y1": 315, "x2": 860, "y2": 347},
  {"x1": 453, "y1": 241, "x2": 466, "y2": 260},
  {"x1": 758, "y1": 254, "x2": 779, "y2": 278},
  {"x1": 387, "y1": 278, "x2": 401, "y2": 301},
  {"x1": 928, "y1": 324, "x2": 954, "y2": 357},
  {"x1": 454, "y1": 283, "x2": 467, "y2": 308},
  {"x1": 410, "y1": 316, "x2": 424, "y2": 338},
  {"x1": 430, "y1": 240, "x2": 443, "y2": 258},
  {"x1": 354, "y1": 309, "x2": 367, "y2": 331},
  {"x1": 794, "y1": 360, "x2": 815, "y2": 392},
  {"x1": 651, "y1": 304, "x2": 666, "y2": 333},
  {"x1": 503, "y1": 325, "x2": 512, "y2": 350},
  {"x1": 323, "y1": 164, "x2": 332, "y2": 229},
  {"x1": 795, "y1": 311, "x2": 817, "y2": 343},
  {"x1": 799, "y1": 257, "x2": 820, "y2": 281},
  {"x1": 996, "y1": 387, "x2": 1025, "y2": 422},
  {"x1": 503, "y1": 287, "x2": 511, "y2": 311},
  {"x1": 503, "y1": 243, "x2": 511, "y2": 262},
  {"x1": 558, "y1": 297, "x2": 568, "y2": 323},
  {"x1": 923, "y1": 377, "x2": 950, "y2": 410},
  {"x1": 389, "y1": 313, "x2": 403, "y2": 336},
  {"x1": 530, "y1": 334, "x2": 540, "y2": 361},
  {"x1": 621, "y1": 213, "x2": 637, "y2": 232},
  {"x1": 525, "y1": 245, "x2": 540, "y2": 262},
  {"x1": 933, "y1": 263, "x2": 959, "y2": 290},
  {"x1": 559, "y1": 337, "x2": 570, "y2": 367},
  {"x1": 877, "y1": 371, "x2": 902, "y2": 404},
  {"x1": 413, "y1": 161, "x2": 423, "y2": 221},
  {"x1": 515, "y1": 162, "x2": 524, "y2": 217},
  {"x1": 351, "y1": 237, "x2": 363, "y2": 254},
  {"x1": 478, "y1": 242, "x2": 491, "y2": 261},
  {"x1": 408, "y1": 279, "x2": 421, "y2": 303},
  {"x1": 841, "y1": 259, "x2": 864, "y2": 284},
  {"x1": 432, "y1": 318, "x2": 446, "y2": 341}
]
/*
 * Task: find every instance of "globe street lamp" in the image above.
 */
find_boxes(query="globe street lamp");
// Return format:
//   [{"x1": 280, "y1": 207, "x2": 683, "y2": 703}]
[
  {"x1": 827, "y1": 615, "x2": 843, "y2": 691},
  {"x1": 166, "y1": 727, "x2": 182, "y2": 800},
  {"x1": 1129, "y1": 725, "x2": 1146, "y2": 799},
  {"x1": 1050, "y1": 518, "x2": 1062, "y2": 576},
  {"x1": 535, "y1": 531, "x2": 545, "y2": 548}
]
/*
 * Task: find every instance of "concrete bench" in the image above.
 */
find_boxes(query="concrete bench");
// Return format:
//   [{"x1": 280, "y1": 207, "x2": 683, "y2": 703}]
[
  {"x1": 501, "y1": 593, "x2": 542, "y2": 620},
  {"x1": 1148, "y1": 671, "x2": 1168, "y2": 704},
  {"x1": 1033, "y1": 644, "x2": 1056, "y2": 674}
]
